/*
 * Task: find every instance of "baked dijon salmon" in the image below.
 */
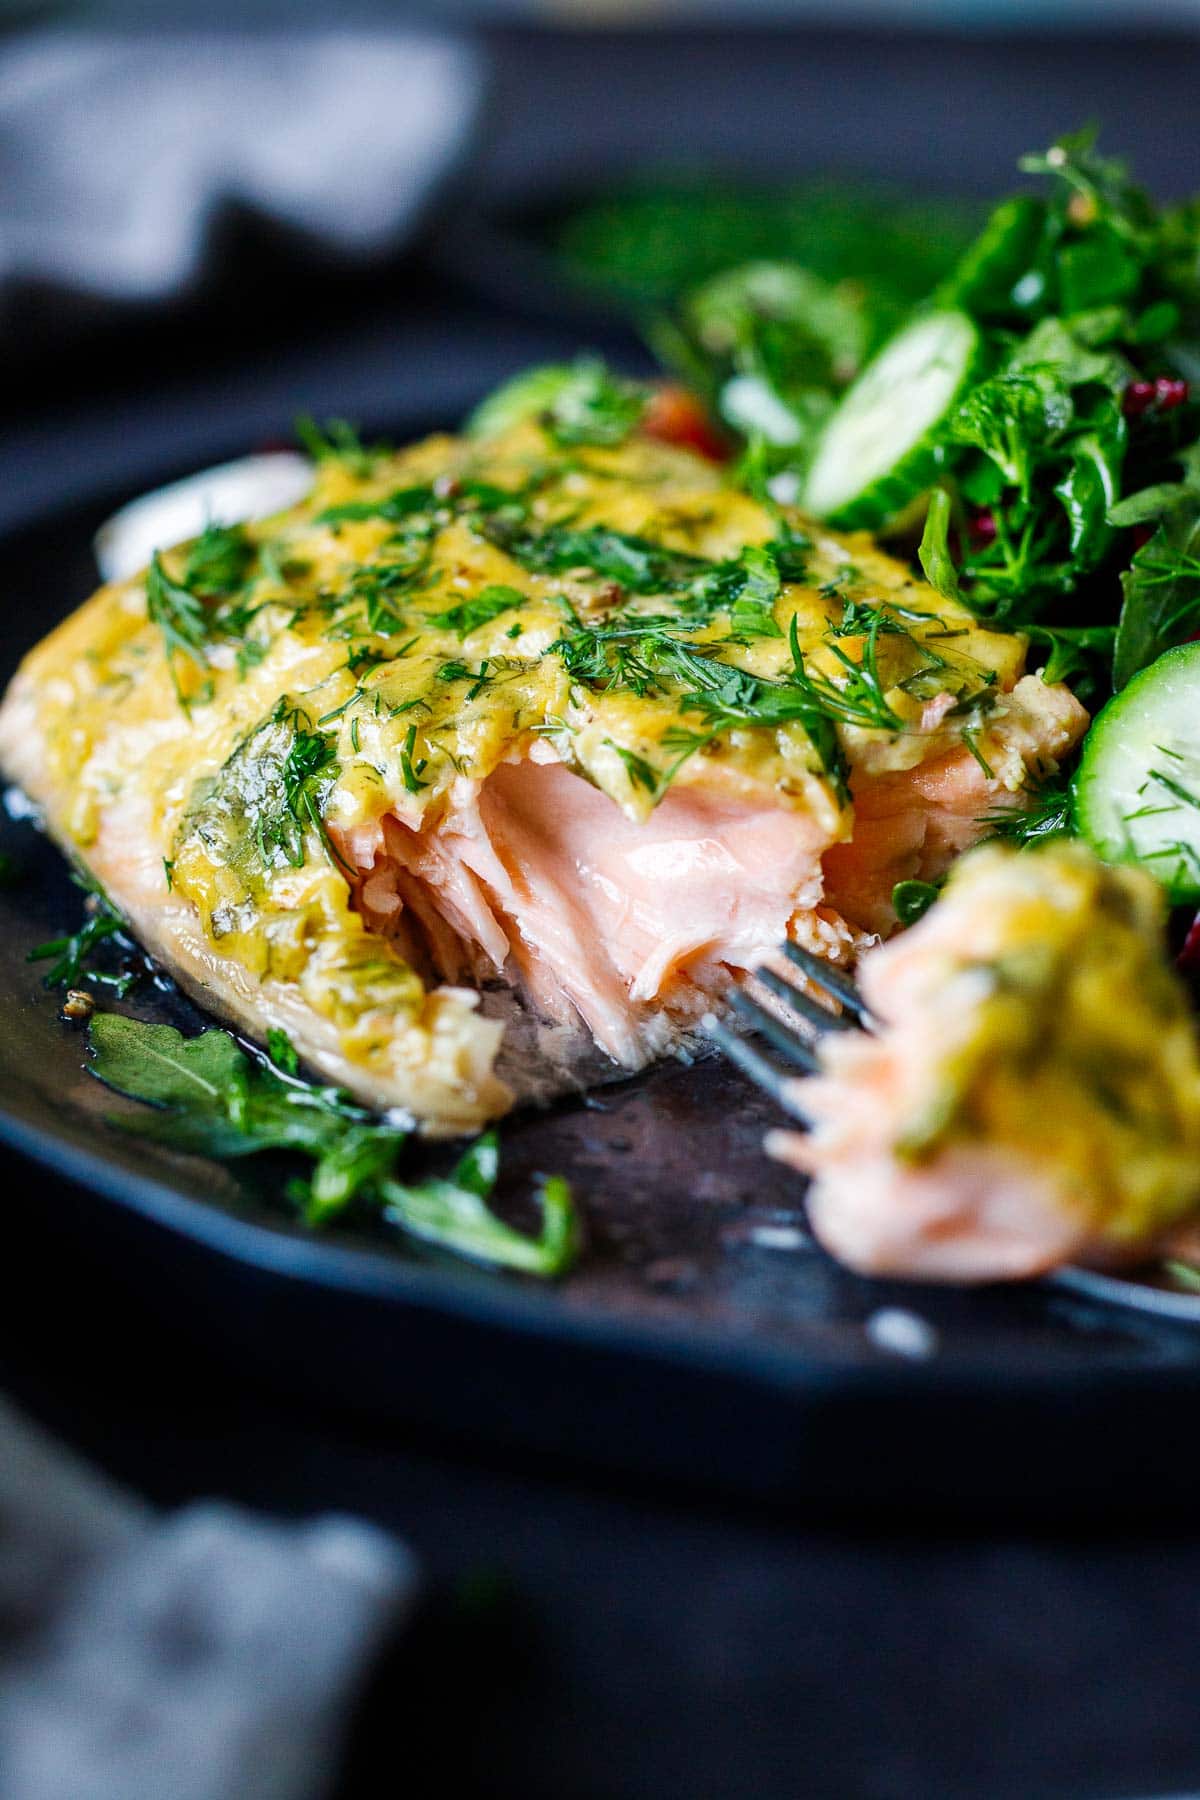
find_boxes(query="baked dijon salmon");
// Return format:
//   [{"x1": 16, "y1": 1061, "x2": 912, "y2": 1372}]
[{"x1": 0, "y1": 400, "x2": 1087, "y2": 1133}]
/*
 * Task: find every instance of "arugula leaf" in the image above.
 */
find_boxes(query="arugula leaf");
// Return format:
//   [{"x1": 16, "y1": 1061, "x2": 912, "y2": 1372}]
[
  {"x1": 1113, "y1": 498, "x2": 1200, "y2": 687},
  {"x1": 918, "y1": 487, "x2": 961, "y2": 601},
  {"x1": 1025, "y1": 622, "x2": 1116, "y2": 689},
  {"x1": 379, "y1": 1133, "x2": 580, "y2": 1275},
  {"x1": 1052, "y1": 416, "x2": 1125, "y2": 567},
  {"x1": 87, "y1": 1014, "x2": 578, "y2": 1273},
  {"x1": 90, "y1": 1014, "x2": 250, "y2": 1113}
]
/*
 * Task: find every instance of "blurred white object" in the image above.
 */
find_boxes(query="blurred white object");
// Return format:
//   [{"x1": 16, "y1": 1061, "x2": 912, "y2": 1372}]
[
  {"x1": 94, "y1": 453, "x2": 313, "y2": 582},
  {"x1": 0, "y1": 1395, "x2": 418, "y2": 1800},
  {"x1": 0, "y1": 29, "x2": 484, "y2": 301}
]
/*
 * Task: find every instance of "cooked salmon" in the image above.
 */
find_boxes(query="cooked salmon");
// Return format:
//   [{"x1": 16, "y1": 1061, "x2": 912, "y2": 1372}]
[
  {"x1": 0, "y1": 404, "x2": 1087, "y2": 1133},
  {"x1": 768, "y1": 841, "x2": 1200, "y2": 1280}
]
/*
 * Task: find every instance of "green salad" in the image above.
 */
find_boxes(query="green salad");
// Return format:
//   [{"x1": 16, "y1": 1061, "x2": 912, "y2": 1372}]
[{"x1": 564, "y1": 130, "x2": 1200, "y2": 916}]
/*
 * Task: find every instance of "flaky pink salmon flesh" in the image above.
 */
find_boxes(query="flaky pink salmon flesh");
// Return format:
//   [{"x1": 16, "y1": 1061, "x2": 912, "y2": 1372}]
[{"x1": 346, "y1": 683, "x2": 1088, "y2": 1069}]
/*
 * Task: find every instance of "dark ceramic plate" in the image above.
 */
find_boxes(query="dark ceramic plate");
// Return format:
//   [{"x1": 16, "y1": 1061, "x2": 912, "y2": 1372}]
[{"x1": 5, "y1": 463, "x2": 1200, "y2": 1513}]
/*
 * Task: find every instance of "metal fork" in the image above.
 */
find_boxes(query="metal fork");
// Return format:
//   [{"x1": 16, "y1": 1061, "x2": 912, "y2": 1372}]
[{"x1": 704, "y1": 942, "x2": 872, "y2": 1114}]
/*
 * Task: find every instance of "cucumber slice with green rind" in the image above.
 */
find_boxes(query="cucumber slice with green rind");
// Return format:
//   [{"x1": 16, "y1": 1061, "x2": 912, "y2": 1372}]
[
  {"x1": 1074, "y1": 640, "x2": 1200, "y2": 903},
  {"x1": 802, "y1": 310, "x2": 982, "y2": 530}
]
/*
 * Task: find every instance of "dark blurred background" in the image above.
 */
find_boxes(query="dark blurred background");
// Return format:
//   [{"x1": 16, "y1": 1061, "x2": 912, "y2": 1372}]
[
  {"x1": 3, "y1": 1, "x2": 1200, "y2": 530},
  {"x1": 5, "y1": 6, "x2": 1200, "y2": 1798}
]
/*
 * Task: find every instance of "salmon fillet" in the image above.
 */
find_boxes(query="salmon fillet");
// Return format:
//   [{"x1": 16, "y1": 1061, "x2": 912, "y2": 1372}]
[{"x1": 0, "y1": 415, "x2": 1087, "y2": 1133}]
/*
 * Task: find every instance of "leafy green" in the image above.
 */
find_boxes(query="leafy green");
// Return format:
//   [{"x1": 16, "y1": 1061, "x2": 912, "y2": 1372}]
[
  {"x1": 468, "y1": 357, "x2": 647, "y2": 448},
  {"x1": 1025, "y1": 621, "x2": 1116, "y2": 690},
  {"x1": 599, "y1": 129, "x2": 1200, "y2": 710},
  {"x1": 1111, "y1": 440, "x2": 1200, "y2": 686},
  {"x1": 379, "y1": 1135, "x2": 580, "y2": 1276},
  {"x1": 661, "y1": 261, "x2": 873, "y2": 466},
  {"x1": 554, "y1": 177, "x2": 978, "y2": 314},
  {"x1": 918, "y1": 487, "x2": 961, "y2": 601},
  {"x1": 86, "y1": 1013, "x2": 578, "y2": 1272}
]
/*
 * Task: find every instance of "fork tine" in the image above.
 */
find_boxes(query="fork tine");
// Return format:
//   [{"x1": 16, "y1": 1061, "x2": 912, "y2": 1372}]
[
  {"x1": 751, "y1": 964, "x2": 858, "y2": 1035},
  {"x1": 728, "y1": 988, "x2": 821, "y2": 1069},
  {"x1": 780, "y1": 942, "x2": 871, "y2": 1023},
  {"x1": 703, "y1": 1013, "x2": 811, "y2": 1117}
]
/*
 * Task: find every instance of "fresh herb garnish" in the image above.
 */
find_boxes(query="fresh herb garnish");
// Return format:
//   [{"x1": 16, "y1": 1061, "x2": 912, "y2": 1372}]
[
  {"x1": 86, "y1": 1012, "x2": 578, "y2": 1272},
  {"x1": 178, "y1": 698, "x2": 345, "y2": 883},
  {"x1": 296, "y1": 415, "x2": 385, "y2": 476},
  {"x1": 29, "y1": 879, "x2": 135, "y2": 994},
  {"x1": 429, "y1": 584, "x2": 526, "y2": 637},
  {"x1": 979, "y1": 771, "x2": 1075, "y2": 846},
  {"x1": 183, "y1": 522, "x2": 255, "y2": 596},
  {"x1": 146, "y1": 551, "x2": 213, "y2": 708},
  {"x1": 492, "y1": 521, "x2": 711, "y2": 593}
]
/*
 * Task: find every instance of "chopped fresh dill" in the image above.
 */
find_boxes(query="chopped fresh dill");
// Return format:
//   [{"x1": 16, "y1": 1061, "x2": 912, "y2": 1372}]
[
  {"x1": 28, "y1": 879, "x2": 134, "y2": 993},
  {"x1": 145, "y1": 551, "x2": 212, "y2": 709},
  {"x1": 429, "y1": 584, "x2": 526, "y2": 637},
  {"x1": 979, "y1": 772, "x2": 1073, "y2": 846},
  {"x1": 399, "y1": 723, "x2": 428, "y2": 793}
]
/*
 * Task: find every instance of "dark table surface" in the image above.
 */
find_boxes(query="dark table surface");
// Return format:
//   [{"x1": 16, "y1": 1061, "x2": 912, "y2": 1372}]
[{"x1": 6, "y1": 20, "x2": 1200, "y2": 1799}]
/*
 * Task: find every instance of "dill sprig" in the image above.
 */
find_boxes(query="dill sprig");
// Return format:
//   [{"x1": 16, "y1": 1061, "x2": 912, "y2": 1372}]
[
  {"x1": 146, "y1": 552, "x2": 212, "y2": 709},
  {"x1": 979, "y1": 770, "x2": 1074, "y2": 846},
  {"x1": 785, "y1": 612, "x2": 903, "y2": 733},
  {"x1": 260, "y1": 703, "x2": 345, "y2": 871},
  {"x1": 28, "y1": 878, "x2": 135, "y2": 993}
]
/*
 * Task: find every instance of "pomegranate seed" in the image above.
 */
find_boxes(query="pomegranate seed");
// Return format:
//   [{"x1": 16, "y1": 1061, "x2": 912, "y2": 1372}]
[
  {"x1": 1179, "y1": 912, "x2": 1200, "y2": 974},
  {"x1": 969, "y1": 509, "x2": 997, "y2": 545},
  {"x1": 1123, "y1": 380, "x2": 1157, "y2": 416},
  {"x1": 1155, "y1": 376, "x2": 1190, "y2": 410}
]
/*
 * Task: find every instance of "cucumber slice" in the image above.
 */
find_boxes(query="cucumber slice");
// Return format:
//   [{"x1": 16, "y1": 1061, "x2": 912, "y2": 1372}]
[
  {"x1": 1075, "y1": 640, "x2": 1200, "y2": 903},
  {"x1": 802, "y1": 310, "x2": 981, "y2": 530}
]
